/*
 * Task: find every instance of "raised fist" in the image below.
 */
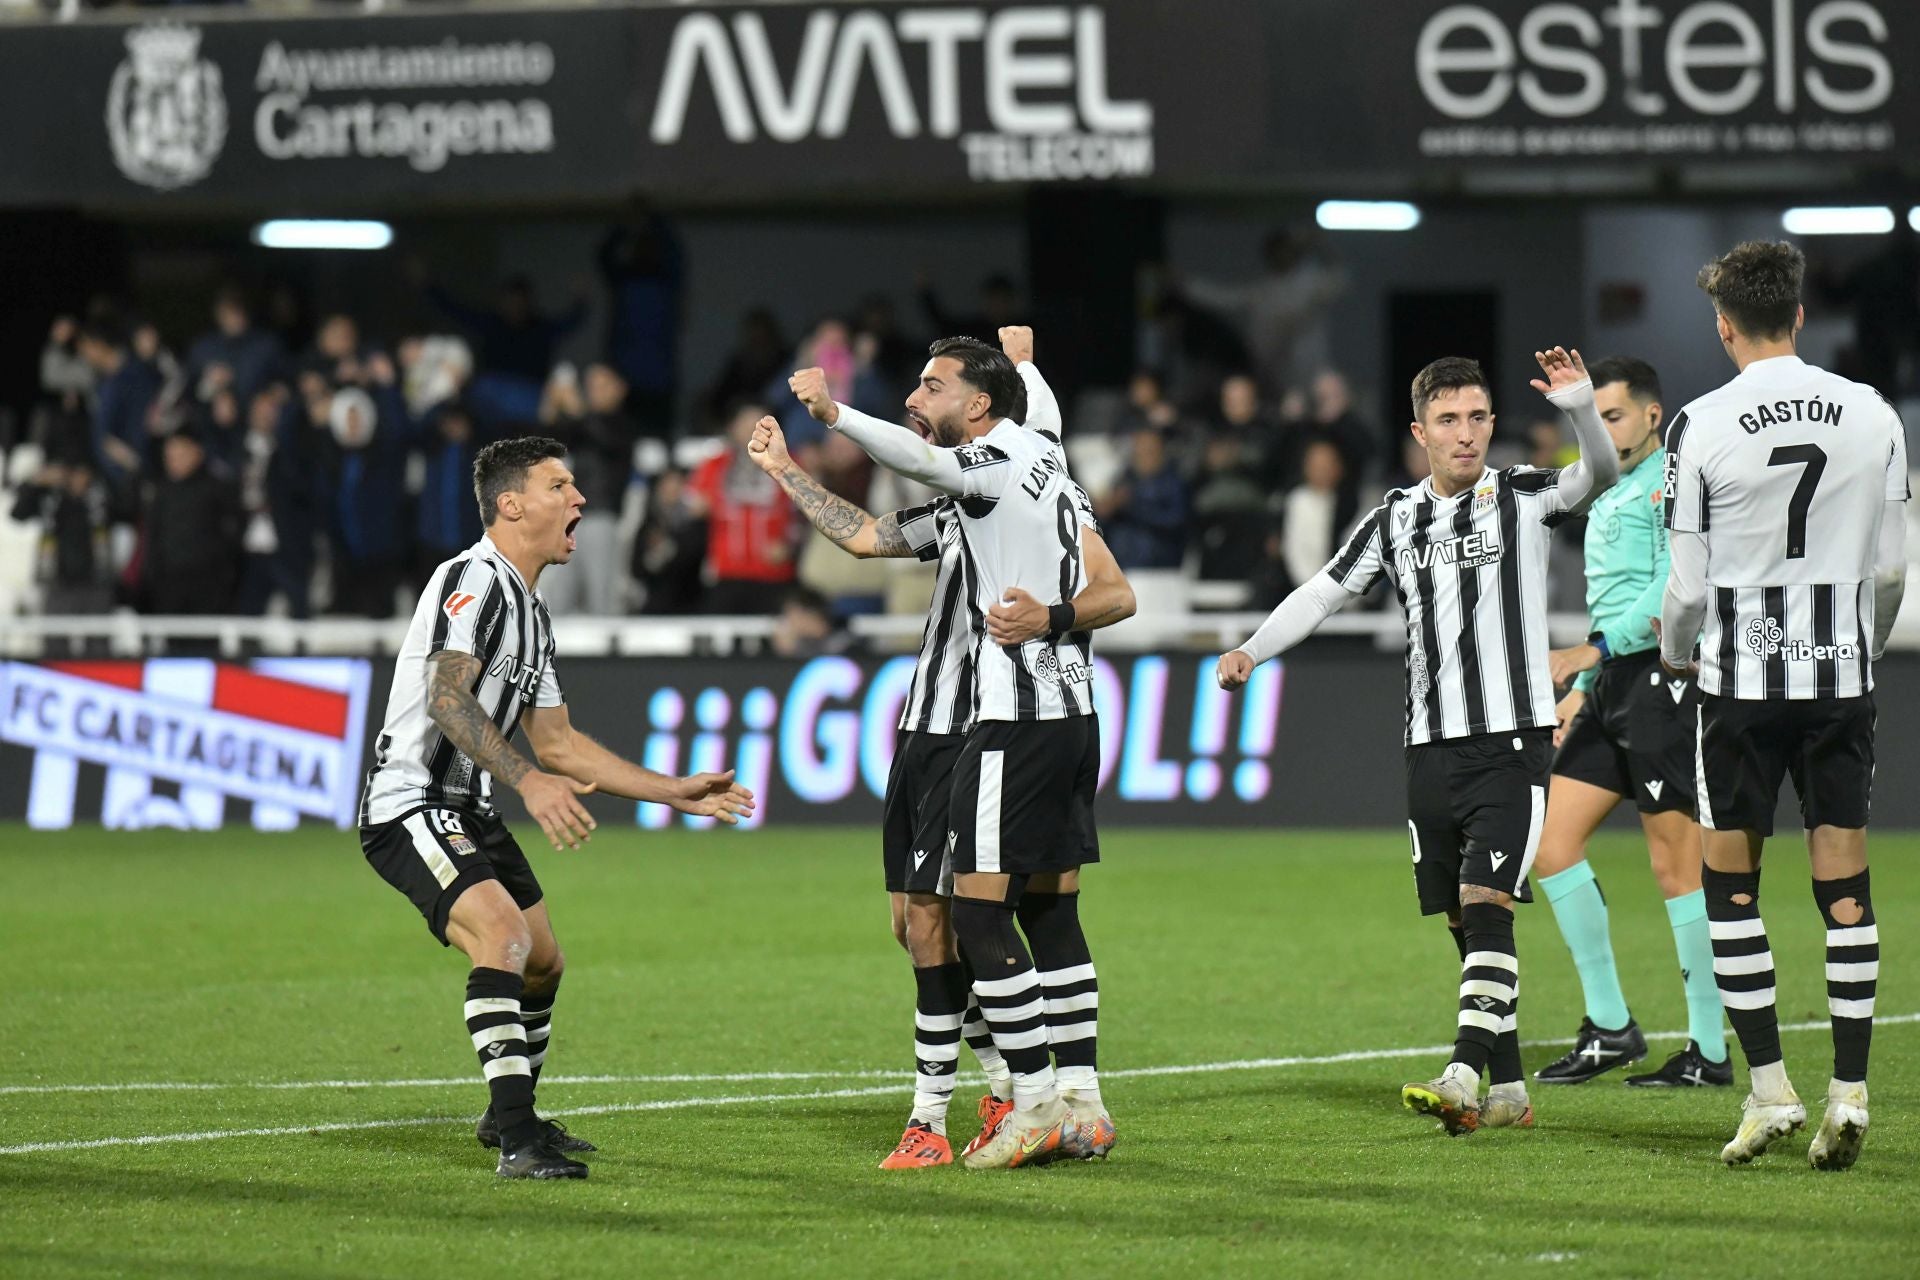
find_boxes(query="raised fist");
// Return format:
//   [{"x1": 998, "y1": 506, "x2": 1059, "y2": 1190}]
[
  {"x1": 788, "y1": 367, "x2": 839, "y2": 426},
  {"x1": 999, "y1": 326, "x2": 1034, "y2": 365}
]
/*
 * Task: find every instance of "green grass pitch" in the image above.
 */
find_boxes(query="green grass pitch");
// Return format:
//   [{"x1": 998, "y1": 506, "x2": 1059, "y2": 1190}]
[{"x1": 3, "y1": 824, "x2": 1917, "y2": 1278}]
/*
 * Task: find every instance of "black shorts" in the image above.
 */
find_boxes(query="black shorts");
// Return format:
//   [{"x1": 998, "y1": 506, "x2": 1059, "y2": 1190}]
[
  {"x1": 1405, "y1": 728, "x2": 1551, "y2": 916},
  {"x1": 361, "y1": 806, "x2": 543, "y2": 946},
  {"x1": 1553, "y1": 651, "x2": 1698, "y2": 816},
  {"x1": 1696, "y1": 693, "x2": 1875, "y2": 836},
  {"x1": 883, "y1": 729, "x2": 963, "y2": 895},
  {"x1": 948, "y1": 716, "x2": 1101, "y2": 879}
]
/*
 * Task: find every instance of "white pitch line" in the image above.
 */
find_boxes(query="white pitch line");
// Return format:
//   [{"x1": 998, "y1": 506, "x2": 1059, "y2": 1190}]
[
  {"x1": 7, "y1": 1012, "x2": 1914, "y2": 1098},
  {"x1": 2, "y1": 1013, "x2": 1912, "y2": 1158}
]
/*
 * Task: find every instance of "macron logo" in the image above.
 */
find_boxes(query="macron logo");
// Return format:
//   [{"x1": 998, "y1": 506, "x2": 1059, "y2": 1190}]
[
  {"x1": 1646, "y1": 780, "x2": 1665, "y2": 802},
  {"x1": 1488, "y1": 850, "x2": 1508, "y2": 871}
]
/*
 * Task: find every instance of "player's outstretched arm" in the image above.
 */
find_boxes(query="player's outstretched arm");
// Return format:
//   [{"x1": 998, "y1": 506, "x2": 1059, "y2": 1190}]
[
  {"x1": 745, "y1": 415, "x2": 914, "y2": 558},
  {"x1": 522, "y1": 703, "x2": 756, "y2": 824},
  {"x1": 1530, "y1": 346, "x2": 1620, "y2": 514},
  {"x1": 1217, "y1": 573, "x2": 1350, "y2": 691},
  {"x1": 986, "y1": 527, "x2": 1136, "y2": 646},
  {"x1": 789, "y1": 367, "x2": 974, "y2": 496},
  {"x1": 427, "y1": 651, "x2": 596, "y2": 851},
  {"x1": 1000, "y1": 327, "x2": 1062, "y2": 439}
]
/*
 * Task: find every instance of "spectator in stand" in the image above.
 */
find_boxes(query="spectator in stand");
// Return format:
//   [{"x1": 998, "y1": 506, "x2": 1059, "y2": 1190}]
[
  {"x1": 194, "y1": 386, "x2": 246, "y2": 476},
  {"x1": 1214, "y1": 372, "x2": 1288, "y2": 482},
  {"x1": 688, "y1": 402, "x2": 797, "y2": 613},
  {"x1": 1190, "y1": 431, "x2": 1269, "y2": 582},
  {"x1": 1122, "y1": 369, "x2": 1183, "y2": 434},
  {"x1": 305, "y1": 313, "x2": 371, "y2": 385},
  {"x1": 143, "y1": 428, "x2": 241, "y2": 615},
  {"x1": 600, "y1": 210, "x2": 684, "y2": 441},
  {"x1": 775, "y1": 319, "x2": 879, "y2": 452},
  {"x1": 854, "y1": 293, "x2": 918, "y2": 389},
  {"x1": 10, "y1": 460, "x2": 114, "y2": 615},
  {"x1": 184, "y1": 285, "x2": 285, "y2": 413},
  {"x1": 1098, "y1": 427, "x2": 1191, "y2": 571},
  {"x1": 35, "y1": 316, "x2": 95, "y2": 466},
  {"x1": 412, "y1": 402, "x2": 487, "y2": 588},
  {"x1": 703, "y1": 307, "x2": 788, "y2": 431},
  {"x1": 321, "y1": 381, "x2": 410, "y2": 618},
  {"x1": 77, "y1": 322, "x2": 162, "y2": 494},
  {"x1": 540, "y1": 362, "x2": 641, "y2": 613},
  {"x1": 235, "y1": 387, "x2": 323, "y2": 619},
  {"x1": 1308, "y1": 369, "x2": 1377, "y2": 506},
  {"x1": 423, "y1": 267, "x2": 588, "y2": 386},
  {"x1": 771, "y1": 586, "x2": 852, "y2": 658},
  {"x1": 917, "y1": 270, "x2": 1020, "y2": 345},
  {"x1": 1278, "y1": 438, "x2": 1352, "y2": 592},
  {"x1": 1180, "y1": 228, "x2": 1345, "y2": 395},
  {"x1": 631, "y1": 466, "x2": 707, "y2": 614}
]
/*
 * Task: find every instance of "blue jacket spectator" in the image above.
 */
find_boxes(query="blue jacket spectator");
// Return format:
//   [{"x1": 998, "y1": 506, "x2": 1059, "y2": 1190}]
[
  {"x1": 322, "y1": 384, "x2": 412, "y2": 618},
  {"x1": 235, "y1": 389, "x2": 326, "y2": 619},
  {"x1": 415, "y1": 403, "x2": 487, "y2": 571},
  {"x1": 77, "y1": 324, "x2": 162, "y2": 491},
  {"x1": 426, "y1": 275, "x2": 587, "y2": 386},
  {"x1": 600, "y1": 213, "x2": 683, "y2": 437},
  {"x1": 1099, "y1": 428, "x2": 1192, "y2": 571},
  {"x1": 184, "y1": 286, "x2": 286, "y2": 411}
]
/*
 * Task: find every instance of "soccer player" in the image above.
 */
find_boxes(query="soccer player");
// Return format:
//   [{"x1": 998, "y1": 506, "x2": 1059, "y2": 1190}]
[
  {"x1": 1219, "y1": 348, "x2": 1620, "y2": 1135},
  {"x1": 359, "y1": 436, "x2": 754, "y2": 1180},
  {"x1": 1531, "y1": 357, "x2": 1730, "y2": 1088},
  {"x1": 792, "y1": 336, "x2": 1108, "y2": 1168},
  {"x1": 1659, "y1": 241, "x2": 1908, "y2": 1169},
  {"x1": 749, "y1": 336, "x2": 1132, "y2": 1168}
]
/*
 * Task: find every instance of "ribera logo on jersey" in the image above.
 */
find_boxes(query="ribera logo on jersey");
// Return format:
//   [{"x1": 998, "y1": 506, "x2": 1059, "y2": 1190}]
[
  {"x1": 647, "y1": 4, "x2": 1156, "y2": 183},
  {"x1": 0, "y1": 659, "x2": 371, "y2": 831},
  {"x1": 1413, "y1": 0, "x2": 1898, "y2": 159},
  {"x1": 1740, "y1": 616, "x2": 1860, "y2": 661}
]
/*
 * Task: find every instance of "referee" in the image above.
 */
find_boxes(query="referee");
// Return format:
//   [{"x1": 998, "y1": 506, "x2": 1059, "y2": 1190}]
[{"x1": 1218, "y1": 347, "x2": 1620, "y2": 1136}]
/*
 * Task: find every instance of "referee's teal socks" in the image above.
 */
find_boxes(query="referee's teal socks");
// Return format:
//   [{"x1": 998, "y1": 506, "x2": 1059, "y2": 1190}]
[
  {"x1": 1540, "y1": 862, "x2": 1632, "y2": 1032},
  {"x1": 1665, "y1": 889, "x2": 1728, "y2": 1064}
]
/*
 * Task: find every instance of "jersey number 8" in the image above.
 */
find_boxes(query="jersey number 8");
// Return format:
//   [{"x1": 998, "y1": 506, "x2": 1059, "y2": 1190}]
[{"x1": 1054, "y1": 493, "x2": 1082, "y2": 605}]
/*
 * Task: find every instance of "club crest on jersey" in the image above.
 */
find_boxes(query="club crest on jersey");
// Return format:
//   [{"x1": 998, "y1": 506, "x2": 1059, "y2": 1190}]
[
  {"x1": 487, "y1": 653, "x2": 544, "y2": 699},
  {"x1": 1398, "y1": 529, "x2": 1501, "y2": 574},
  {"x1": 1471, "y1": 480, "x2": 1496, "y2": 513},
  {"x1": 1740, "y1": 616, "x2": 1859, "y2": 662}
]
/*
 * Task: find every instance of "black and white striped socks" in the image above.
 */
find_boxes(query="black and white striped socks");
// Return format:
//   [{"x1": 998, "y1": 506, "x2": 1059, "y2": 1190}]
[
  {"x1": 951, "y1": 897, "x2": 1056, "y2": 1113},
  {"x1": 1017, "y1": 891, "x2": 1101, "y2": 1100},
  {"x1": 465, "y1": 966, "x2": 539, "y2": 1149},
  {"x1": 521, "y1": 982, "x2": 557, "y2": 1099},
  {"x1": 908, "y1": 963, "x2": 969, "y2": 1135},
  {"x1": 1815, "y1": 871, "x2": 1877, "y2": 1084},
  {"x1": 1451, "y1": 902, "x2": 1517, "y2": 1076},
  {"x1": 1703, "y1": 866, "x2": 1783, "y2": 1082}
]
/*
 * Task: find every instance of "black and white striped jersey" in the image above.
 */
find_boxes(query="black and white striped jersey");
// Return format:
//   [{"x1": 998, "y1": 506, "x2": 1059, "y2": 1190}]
[
  {"x1": 1331, "y1": 466, "x2": 1575, "y2": 745},
  {"x1": 361, "y1": 536, "x2": 562, "y2": 826},
  {"x1": 1665, "y1": 355, "x2": 1909, "y2": 700},
  {"x1": 894, "y1": 481, "x2": 1097, "y2": 736}
]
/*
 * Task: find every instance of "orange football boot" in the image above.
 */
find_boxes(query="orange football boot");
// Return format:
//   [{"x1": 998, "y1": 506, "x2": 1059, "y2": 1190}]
[{"x1": 878, "y1": 1121, "x2": 952, "y2": 1169}]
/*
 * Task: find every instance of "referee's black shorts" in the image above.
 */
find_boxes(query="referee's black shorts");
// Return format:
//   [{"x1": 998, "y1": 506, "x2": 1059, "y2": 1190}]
[
  {"x1": 882, "y1": 728, "x2": 963, "y2": 895},
  {"x1": 1553, "y1": 650, "x2": 1698, "y2": 817},
  {"x1": 1405, "y1": 728, "x2": 1550, "y2": 916},
  {"x1": 362, "y1": 806, "x2": 543, "y2": 946},
  {"x1": 1695, "y1": 692, "x2": 1875, "y2": 836},
  {"x1": 948, "y1": 716, "x2": 1101, "y2": 879}
]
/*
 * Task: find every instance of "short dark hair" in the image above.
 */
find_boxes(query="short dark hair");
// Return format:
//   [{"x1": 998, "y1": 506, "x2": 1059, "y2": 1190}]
[
  {"x1": 1697, "y1": 240, "x2": 1804, "y2": 340},
  {"x1": 1587, "y1": 356, "x2": 1663, "y2": 406},
  {"x1": 474, "y1": 435, "x2": 567, "y2": 527},
  {"x1": 1410, "y1": 356, "x2": 1490, "y2": 421},
  {"x1": 927, "y1": 337, "x2": 1027, "y2": 424}
]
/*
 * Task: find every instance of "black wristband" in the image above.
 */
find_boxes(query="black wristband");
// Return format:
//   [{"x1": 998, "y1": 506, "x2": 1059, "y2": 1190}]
[{"x1": 1047, "y1": 602, "x2": 1076, "y2": 638}]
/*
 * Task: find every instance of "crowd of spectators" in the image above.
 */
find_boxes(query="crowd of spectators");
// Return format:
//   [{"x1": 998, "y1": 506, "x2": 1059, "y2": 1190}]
[{"x1": 6, "y1": 220, "x2": 1587, "y2": 627}]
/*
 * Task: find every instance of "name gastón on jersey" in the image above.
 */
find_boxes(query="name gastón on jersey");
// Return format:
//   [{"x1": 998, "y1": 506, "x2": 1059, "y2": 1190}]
[
  {"x1": 1739, "y1": 397, "x2": 1843, "y2": 436},
  {"x1": 1397, "y1": 528, "x2": 1502, "y2": 575}
]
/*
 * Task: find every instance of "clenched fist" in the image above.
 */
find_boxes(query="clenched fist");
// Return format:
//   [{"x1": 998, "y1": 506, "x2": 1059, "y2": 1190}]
[
  {"x1": 747, "y1": 415, "x2": 790, "y2": 473},
  {"x1": 1217, "y1": 650, "x2": 1254, "y2": 691},
  {"x1": 999, "y1": 326, "x2": 1034, "y2": 365},
  {"x1": 788, "y1": 367, "x2": 839, "y2": 426}
]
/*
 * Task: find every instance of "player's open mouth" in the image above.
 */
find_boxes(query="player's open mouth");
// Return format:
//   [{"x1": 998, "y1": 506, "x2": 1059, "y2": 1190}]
[
  {"x1": 906, "y1": 412, "x2": 933, "y2": 441},
  {"x1": 565, "y1": 516, "x2": 580, "y2": 551}
]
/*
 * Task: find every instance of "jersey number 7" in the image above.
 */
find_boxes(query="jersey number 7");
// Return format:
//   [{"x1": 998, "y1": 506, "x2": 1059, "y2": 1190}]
[{"x1": 1768, "y1": 443, "x2": 1827, "y2": 560}]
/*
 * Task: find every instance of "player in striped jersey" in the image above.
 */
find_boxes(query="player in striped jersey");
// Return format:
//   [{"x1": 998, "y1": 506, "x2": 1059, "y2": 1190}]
[
  {"x1": 1219, "y1": 347, "x2": 1621, "y2": 1135},
  {"x1": 359, "y1": 436, "x2": 754, "y2": 1180},
  {"x1": 806, "y1": 335, "x2": 1114, "y2": 1166},
  {"x1": 1530, "y1": 357, "x2": 1729, "y2": 1090},
  {"x1": 751, "y1": 329, "x2": 1135, "y2": 1169},
  {"x1": 1658, "y1": 241, "x2": 1908, "y2": 1168}
]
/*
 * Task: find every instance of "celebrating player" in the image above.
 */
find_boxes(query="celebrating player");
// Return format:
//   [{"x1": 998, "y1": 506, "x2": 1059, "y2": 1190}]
[
  {"x1": 797, "y1": 336, "x2": 1109, "y2": 1168},
  {"x1": 1659, "y1": 241, "x2": 1908, "y2": 1169},
  {"x1": 750, "y1": 329, "x2": 1134, "y2": 1168},
  {"x1": 359, "y1": 437, "x2": 754, "y2": 1180},
  {"x1": 1531, "y1": 357, "x2": 1730, "y2": 1089},
  {"x1": 1219, "y1": 348, "x2": 1620, "y2": 1135}
]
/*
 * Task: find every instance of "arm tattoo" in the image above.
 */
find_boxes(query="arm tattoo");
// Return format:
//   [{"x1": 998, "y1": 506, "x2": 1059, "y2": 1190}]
[
  {"x1": 870, "y1": 514, "x2": 911, "y2": 557},
  {"x1": 1075, "y1": 602, "x2": 1125, "y2": 629},
  {"x1": 775, "y1": 463, "x2": 870, "y2": 546},
  {"x1": 426, "y1": 651, "x2": 533, "y2": 788}
]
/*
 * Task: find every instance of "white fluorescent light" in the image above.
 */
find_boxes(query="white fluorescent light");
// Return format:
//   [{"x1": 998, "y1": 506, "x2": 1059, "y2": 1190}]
[
  {"x1": 251, "y1": 219, "x2": 394, "y2": 251},
  {"x1": 1910, "y1": 206, "x2": 1920, "y2": 233},
  {"x1": 1780, "y1": 207, "x2": 1894, "y2": 236},
  {"x1": 1315, "y1": 200, "x2": 1422, "y2": 232}
]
